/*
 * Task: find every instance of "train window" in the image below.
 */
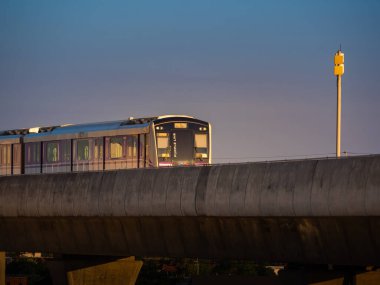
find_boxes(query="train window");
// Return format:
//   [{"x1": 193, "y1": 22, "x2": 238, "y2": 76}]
[
  {"x1": 145, "y1": 134, "x2": 150, "y2": 166},
  {"x1": 139, "y1": 134, "x2": 145, "y2": 167},
  {"x1": 26, "y1": 142, "x2": 40, "y2": 164},
  {"x1": 25, "y1": 142, "x2": 41, "y2": 174},
  {"x1": 195, "y1": 134, "x2": 207, "y2": 148},
  {"x1": 61, "y1": 140, "x2": 71, "y2": 162},
  {"x1": 0, "y1": 145, "x2": 11, "y2": 165},
  {"x1": 157, "y1": 133, "x2": 169, "y2": 148},
  {"x1": 127, "y1": 136, "x2": 137, "y2": 157},
  {"x1": 195, "y1": 134, "x2": 208, "y2": 159},
  {"x1": 94, "y1": 138, "x2": 103, "y2": 160},
  {"x1": 157, "y1": 133, "x2": 170, "y2": 158},
  {"x1": 110, "y1": 137, "x2": 124, "y2": 159},
  {"x1": 13, "y1": 144, "x2": 22, "y2": 174},
  {"x1": 46, "y1": 142, "x2": 59, "y2": 163},
  {"x1": 77, "y1": 140, "x2": 90, "y2": 161},
  {"x1": 0, "y1": 144, "x2": 11, "y2": 175},
  {"x1": 127, "y1": 135, "x2": 138, "y2": 168}
]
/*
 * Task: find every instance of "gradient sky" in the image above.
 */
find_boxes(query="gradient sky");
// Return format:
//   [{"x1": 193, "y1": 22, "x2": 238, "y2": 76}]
[{"x1": 1, "y1": 0, "x2": 380, "y2": 163}]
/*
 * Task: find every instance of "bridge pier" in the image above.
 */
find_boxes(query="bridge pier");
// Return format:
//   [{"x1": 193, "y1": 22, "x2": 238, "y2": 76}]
[
  {"x1": 47, "y1": 256, "x2": 142, "y2": 285},
  {"x1": 67, "y1": 257, "x2": 142, "y2": 285},
  {"x1": 0, "y1": 252, "x2": 4, "y2": 285}
]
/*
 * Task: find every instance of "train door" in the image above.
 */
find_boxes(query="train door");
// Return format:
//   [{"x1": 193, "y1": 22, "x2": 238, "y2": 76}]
[{"x1": 171, "y1": 130, "x2": 194, "y2": 165}]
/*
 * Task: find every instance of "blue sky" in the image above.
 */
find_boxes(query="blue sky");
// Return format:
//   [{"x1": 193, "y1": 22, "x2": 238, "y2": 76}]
[{"x1": 1, "y1": 0, "x2": 380, "y2": 162}]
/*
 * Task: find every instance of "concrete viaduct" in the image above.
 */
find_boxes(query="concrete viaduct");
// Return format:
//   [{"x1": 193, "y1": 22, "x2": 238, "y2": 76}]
[{"x1": 0, "y1": 155, "x2": 380, "y2": 266}]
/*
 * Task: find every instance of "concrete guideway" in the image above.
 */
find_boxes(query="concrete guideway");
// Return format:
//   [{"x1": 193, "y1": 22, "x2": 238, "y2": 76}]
[{"x1": 0, "y1": 155, "x2": 379, "y2": 265}]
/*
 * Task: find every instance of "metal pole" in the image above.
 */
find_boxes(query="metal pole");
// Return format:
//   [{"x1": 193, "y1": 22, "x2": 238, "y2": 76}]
[
  {"x1": 334, "y1": 49, "x2": 344, "y2": 158},
  {"x1": 336, "y1": 75, "x2": 341, "y2": 157}
]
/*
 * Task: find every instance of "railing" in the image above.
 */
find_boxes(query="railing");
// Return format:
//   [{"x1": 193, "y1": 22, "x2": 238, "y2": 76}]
[
  {"x1": 1, "y1": 159, "x2": 152, "y2": 176},
  {"x1": 1, "y1": 153, "x2": 378, "y2": 176}
]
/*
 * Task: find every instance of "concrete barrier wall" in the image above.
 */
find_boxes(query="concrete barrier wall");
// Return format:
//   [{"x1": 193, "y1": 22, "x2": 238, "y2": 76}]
[{"x1": 0, "y1": 155, "x2": 379, "y2": 218}]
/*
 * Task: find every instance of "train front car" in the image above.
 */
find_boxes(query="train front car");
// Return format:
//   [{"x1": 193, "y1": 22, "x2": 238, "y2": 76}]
[
  {"x1": 0, "y1": 114, "x2": 211, "y2": 176},
  {"x1": 152, "y1": 115, "x2": 211, "y2": 167}
]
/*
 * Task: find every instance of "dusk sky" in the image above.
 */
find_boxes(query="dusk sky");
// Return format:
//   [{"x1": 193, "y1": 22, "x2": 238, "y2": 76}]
[{"x1": 1, "y1": 0, "x2": 380, "y2": 163}]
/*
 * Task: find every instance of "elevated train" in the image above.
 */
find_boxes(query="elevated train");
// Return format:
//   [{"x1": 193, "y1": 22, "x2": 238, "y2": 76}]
[{"x1": 0, "y1": 115, "x2": 211, "y2": 176}]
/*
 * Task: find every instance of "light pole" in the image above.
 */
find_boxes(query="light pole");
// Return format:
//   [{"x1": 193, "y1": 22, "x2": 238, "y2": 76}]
[{"x1": 334, "y1": 49, "x2": 344, "y2": 157}]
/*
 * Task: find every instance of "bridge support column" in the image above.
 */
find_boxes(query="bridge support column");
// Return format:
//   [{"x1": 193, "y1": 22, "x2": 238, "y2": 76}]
[
  {"x1": 0, "y1": 252, "x2": 5, "y2": 285},
  {"x1": 66, "y1": 257, "x2": 142, "y2": 285}
]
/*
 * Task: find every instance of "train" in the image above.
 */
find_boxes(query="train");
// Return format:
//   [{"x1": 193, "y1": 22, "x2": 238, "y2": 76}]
[{"x1": 0, "y1": 115, "x2": 211, "y2": 175}]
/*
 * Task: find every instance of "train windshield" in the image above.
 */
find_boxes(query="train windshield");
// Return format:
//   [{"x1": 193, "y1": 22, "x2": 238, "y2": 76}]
[
  {"x1": 172, "y1": 130, "x2": 194, "y2": 163},
  {"x1": 157, "y1": 130, "x2": 195, "y2": 165}
]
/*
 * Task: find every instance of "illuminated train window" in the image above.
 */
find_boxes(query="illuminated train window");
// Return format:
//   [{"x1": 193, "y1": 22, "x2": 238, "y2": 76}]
[
  {"x1": 77, "y1": 140, "x2": 90, "y2": 161},
  {"x1": 195, "y1": 134, "x2": 207, "y2": 148},
  {"x1": 46, "y1": 142, "x2": 59, "y2": 162},
  {"x1": 157, "y1": 133, "x2": 170, "y2": 158},
  {"x1": 110, "y1": 137, "x2": 124, "y2": 159}
]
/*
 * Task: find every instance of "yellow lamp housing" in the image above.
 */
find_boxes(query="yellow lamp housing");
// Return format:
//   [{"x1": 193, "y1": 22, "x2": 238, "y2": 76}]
[
  {"x1": 334, "y1": 65, "x2": 344, "y2": 76},
  {"x1": 334, "y1": 52, "x2": 344, "y2": 65},
  {"x1": 334, "y1": 50, "x2": 345, "y2": 76}
]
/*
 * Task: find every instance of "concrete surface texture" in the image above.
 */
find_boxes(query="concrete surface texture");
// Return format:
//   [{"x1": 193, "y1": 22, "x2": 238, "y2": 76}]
[{"x1": 0, "y1": 155, "x2": 379, "y2": 265}]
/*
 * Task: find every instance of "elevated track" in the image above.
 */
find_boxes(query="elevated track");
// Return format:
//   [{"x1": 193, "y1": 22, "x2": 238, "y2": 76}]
[{"x1": 0, "y1": 155, "x2": 379, "y2": 266}]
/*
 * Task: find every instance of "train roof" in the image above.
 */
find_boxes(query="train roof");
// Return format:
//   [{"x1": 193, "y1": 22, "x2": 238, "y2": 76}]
[
  {"x1": 0, "y1": 134, "x2": 22, "y2": 145},
  {"x1": 0, "y1": 115, "x2": 208, "y2": 143}
]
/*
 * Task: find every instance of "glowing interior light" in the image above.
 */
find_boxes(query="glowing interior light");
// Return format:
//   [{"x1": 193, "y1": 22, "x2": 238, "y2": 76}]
[{"x1": 174, "y1": 123, "x2": 187, "y2": 129}]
